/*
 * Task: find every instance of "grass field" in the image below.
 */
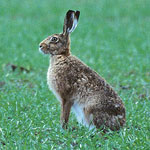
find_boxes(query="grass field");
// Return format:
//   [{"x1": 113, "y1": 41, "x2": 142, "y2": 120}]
[{"x1": 0, "y1": 0, "x2": 150, "y2": 149}]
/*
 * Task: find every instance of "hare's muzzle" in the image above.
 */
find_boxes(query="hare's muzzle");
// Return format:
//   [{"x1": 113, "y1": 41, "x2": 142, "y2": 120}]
[
  {"x1": 39, "y1": 42, "x2": 44, "y2": 49},
  {"x1": 39, "y1": 43, "x2": 46, "y2": 54},
  {"x1": 39, "y1": 45, "x2": 42, "y2": 50}
]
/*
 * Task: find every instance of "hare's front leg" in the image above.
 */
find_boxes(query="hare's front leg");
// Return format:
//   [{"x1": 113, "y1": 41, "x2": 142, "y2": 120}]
[{"x1": 60, "y1": 100, "x2": 72, "y2": 129}]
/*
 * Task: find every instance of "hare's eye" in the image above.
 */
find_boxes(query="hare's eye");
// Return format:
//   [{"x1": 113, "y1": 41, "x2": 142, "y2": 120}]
[{"x1": 51, "y1": 37, "x2": 58, "y2": 42}]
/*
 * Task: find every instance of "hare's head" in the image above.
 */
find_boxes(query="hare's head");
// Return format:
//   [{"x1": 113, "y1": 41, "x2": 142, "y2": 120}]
[{"x1": 39, "y1": 10, "x2": 80, "y2": 56}]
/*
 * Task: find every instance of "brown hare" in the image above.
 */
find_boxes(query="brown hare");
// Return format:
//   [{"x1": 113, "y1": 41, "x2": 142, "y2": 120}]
[{"x1": 39, "y1": 10, "x2": 126, "y2": 131}]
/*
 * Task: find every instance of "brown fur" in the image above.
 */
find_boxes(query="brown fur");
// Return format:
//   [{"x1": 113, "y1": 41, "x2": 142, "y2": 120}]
[{"x1": 39, "y1": 10, "x2": 126, "y2": 131}]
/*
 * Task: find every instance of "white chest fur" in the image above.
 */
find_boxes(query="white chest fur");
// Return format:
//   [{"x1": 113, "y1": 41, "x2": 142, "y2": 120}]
[{"x1": 47, "y1": 67, "x2": 61, "y2": 102}]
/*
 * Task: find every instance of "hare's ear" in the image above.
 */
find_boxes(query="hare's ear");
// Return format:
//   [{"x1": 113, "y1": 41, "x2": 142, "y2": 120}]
[{"x1": 63, "y1": 10, "x2": 80, "y2": 35}]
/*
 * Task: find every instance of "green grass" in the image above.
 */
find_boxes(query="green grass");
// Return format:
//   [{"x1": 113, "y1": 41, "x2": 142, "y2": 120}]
[{"x1": 0, "y1": 0, "x2": 150, "y2": 149}]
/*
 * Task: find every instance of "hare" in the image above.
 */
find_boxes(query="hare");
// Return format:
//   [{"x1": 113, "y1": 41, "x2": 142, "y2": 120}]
[{"x1": 39, "y1": 10, "x2": 126, "y2": 131}]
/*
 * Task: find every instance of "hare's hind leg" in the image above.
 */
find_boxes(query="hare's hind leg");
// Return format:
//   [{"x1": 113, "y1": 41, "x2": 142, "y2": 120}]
[{"x1": 93, "y1": 111, "x2": 125, "y2": 131}]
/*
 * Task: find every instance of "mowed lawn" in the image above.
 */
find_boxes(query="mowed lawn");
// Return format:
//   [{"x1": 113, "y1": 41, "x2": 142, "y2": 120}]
[{"x1": 0, "y1": 0, "x2": 150, "y2": 149}]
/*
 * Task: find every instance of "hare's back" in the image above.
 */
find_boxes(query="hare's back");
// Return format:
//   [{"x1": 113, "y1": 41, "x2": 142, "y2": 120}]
[{"x1": 68, "y1": 56, "x2": 119, "y2": 97}]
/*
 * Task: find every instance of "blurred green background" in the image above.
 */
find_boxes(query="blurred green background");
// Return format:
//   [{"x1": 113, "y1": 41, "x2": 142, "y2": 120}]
[{"x1": 0, "y1": 0, "x2": 150, "y2": 149}]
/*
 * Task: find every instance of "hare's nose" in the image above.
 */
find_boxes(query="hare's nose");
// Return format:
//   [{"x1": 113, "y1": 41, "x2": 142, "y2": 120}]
[{"x1": 39, "y1": 45, "x2": 42, "y2": 48}]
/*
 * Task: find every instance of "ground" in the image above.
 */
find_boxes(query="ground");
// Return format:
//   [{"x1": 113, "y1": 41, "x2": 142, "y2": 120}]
[{"x1": 0, "y1": 0, "x2": 150, "y2": 149}]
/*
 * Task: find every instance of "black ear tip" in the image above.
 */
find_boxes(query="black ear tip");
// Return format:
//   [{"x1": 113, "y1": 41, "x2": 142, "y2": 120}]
[
  {"x1": 66, "y1": 10, "x2": 80, "y2": 15},
  {"x1": 67, "y1": 10, "x2": 74, "y2": 15},
  {"x1": 66, "y1": 10, "x2": 80, "y2": 20},
  {"x1": 76, "y1": 10, "x2": 80, "y2": 14},
  {"x1": 75, "y1": 11, "x2": 80, "y2": 20}
]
